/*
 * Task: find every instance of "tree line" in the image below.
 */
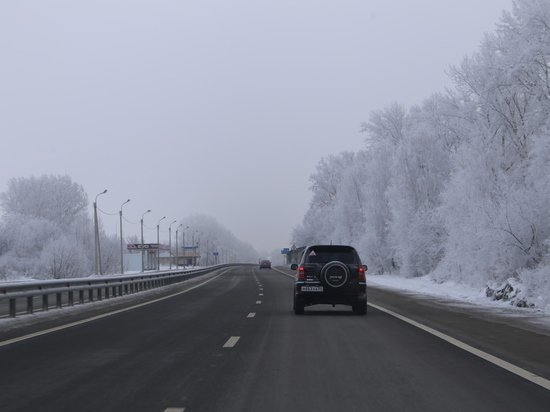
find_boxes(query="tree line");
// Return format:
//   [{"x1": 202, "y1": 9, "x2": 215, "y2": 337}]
[
  {"x1": 293, "y1": 0, "x2": 550, "y2": 305},
  {"x1": 0, "y1": 175, "x2": 258, "y2": 280}
]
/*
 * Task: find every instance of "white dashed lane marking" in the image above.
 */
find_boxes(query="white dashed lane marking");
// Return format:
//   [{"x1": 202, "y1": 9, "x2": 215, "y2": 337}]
[
  {"x1": 164, "y1": 408, "x2": 185, "y2": 412},
  {"x1": 223, "y1": 336, "x2": 240, "y2": 348},
  {"x1": 247, "y1": 312, "x2": 256, "y2": 318},
  {"x1": 256, "y1": 300, "x2": 262, "y2": 304}
]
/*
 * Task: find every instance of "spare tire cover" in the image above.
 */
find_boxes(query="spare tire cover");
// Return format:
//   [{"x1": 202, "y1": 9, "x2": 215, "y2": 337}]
[{"x1": 321, "y1": 261, "x2": 349, "y2": 288}]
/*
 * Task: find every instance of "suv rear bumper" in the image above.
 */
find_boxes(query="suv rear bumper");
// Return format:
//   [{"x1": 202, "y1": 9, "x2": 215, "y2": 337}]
[{"x1": 295, "y1": 282, "x2": 366, "y2": 306}]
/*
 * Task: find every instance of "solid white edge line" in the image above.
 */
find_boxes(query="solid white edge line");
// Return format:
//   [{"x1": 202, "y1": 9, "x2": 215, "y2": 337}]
[
  {"x1": 368, "y1": 302, "x2": 550, "y2": 391},
  {"x1": 0, "y1": 270, "x2": 230, "y2": 348},
  {"x1": 272, "y1": 267, "x2": 294, "y2": 279},
  {"x1": 273, "y1": 266, "x2": 550, "y2": 391},
  {"x1": 223, "y1": 336, "x2": 240, "y2": 348}
]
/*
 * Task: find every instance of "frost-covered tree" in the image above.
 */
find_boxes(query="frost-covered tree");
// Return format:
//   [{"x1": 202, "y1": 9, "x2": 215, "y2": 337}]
[
  {"x1": 361, "y1": 102, "x2": 407, "y2": 146},
  {"x1": 180, "y1": 214, "x2": 258, "y2": 264},
  {"x1": 293, "y1": 0, "x2": 550, "y2": 309},
  {"x1": 0, "y1": 174, "x2": 96, "y2": 280},
  {"x1": 293, "y1": 152, "x2": 355, "y2": 246},
  {"x1": 1, "y1": 175, "x2": 88, "y2": 227},
  {"x1": 387, "y1": 95, "x2": 456, "y2": 277},
  {"x1": 436, "y1": 0, "x2": 550, "y2": 286}
]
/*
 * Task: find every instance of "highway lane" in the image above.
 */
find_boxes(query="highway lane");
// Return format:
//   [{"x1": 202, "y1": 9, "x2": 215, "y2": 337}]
[{"x1": 0, "y1": 265, "x2": 549, "y2": 411}]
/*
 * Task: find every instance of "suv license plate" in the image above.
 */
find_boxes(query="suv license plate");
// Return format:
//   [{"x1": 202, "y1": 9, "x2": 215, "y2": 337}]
[{"x1": 302, "y1": 286, "x2": 323, "y2": 292}]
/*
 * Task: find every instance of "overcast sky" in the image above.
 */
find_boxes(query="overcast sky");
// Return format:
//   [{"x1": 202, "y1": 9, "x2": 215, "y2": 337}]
[{"x1": 0, "y1": 0, "x2": 511, "y2": 253}]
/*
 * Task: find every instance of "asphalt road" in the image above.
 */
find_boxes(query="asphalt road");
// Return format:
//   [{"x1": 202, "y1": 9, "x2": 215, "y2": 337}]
[{"x1": 0, "y1": 265, "x2": 549, "y2": 412}]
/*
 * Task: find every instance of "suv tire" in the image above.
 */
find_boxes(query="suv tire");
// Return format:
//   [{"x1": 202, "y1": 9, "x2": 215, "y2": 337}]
[
  {"x1": 293, "y1": 295, "x2": 305, "y2": 315},
  {"x1": 352, "y1": 301, "x2": 367, "y2": 315},
  {"x1": 321, "y1": 261, "x2": 350, "y2": 288}
]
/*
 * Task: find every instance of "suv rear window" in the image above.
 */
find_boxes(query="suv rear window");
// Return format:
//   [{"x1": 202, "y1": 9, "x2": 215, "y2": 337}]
[{"x1": 303, "y1": 246, "x2": 358, "y2": 264}]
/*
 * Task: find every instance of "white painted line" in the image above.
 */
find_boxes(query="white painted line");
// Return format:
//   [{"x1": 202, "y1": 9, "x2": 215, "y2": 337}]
[
  {"x1": 274, "y1": 268, "x2": 550, "y2": 390},
  {"x1": 256, "y1": 300, "x2": 262, "y2": 304},
  {"x1": 0, "y1": 270, "x2": 230, "y2": 348},
  {"x1": 223, "y1": 336, "x2": 240, "y2": 348},
  {"x1": 368, "y1": 302, "x2": 550, "y2": 391},
  {"x1": 272, "y1": 267, "x2": 295, "y2": 279},
  {"x1": 259, "y1": 293, "x2": 264, "y2": 296},
  {"x1": 247, "y1": 312, "x2": 256, "y2": 318},
  {"x1": 164, "y1": 408, "x2": 185, "y2": 412}
]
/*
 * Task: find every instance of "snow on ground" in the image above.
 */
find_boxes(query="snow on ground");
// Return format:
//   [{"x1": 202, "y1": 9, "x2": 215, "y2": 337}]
[
  {"x1": 369, "y1": 274, "x2": 490, "y2": 305},
  {"x1": 367, "y1": 273, "x2": 550, "y2": 330}
]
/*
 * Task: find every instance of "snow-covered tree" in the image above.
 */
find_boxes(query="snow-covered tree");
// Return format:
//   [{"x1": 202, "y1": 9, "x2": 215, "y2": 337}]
[
  {"x1": 293, "y1": 0, "x2": 550, "y2": 309},
  {"x1": 1, "y1": 175, "x2": 88, "y2": 227},
  {"x1": 180, "y1": 214, "x2": 258, "y2": 265},
  {"x1": 0, "y1": 175, "x2": 96, "y2": 279}
]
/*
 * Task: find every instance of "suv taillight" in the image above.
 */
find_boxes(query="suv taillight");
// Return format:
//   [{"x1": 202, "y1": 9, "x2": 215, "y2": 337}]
[
  {"x1": 358, "y1": 266, "x2": 366, "y2": 282},
  {"x1": 297, "y1": 266, "x2": 305, "y2": 281}
]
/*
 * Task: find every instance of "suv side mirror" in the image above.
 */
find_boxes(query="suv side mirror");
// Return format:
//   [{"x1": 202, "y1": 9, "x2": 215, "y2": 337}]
[
  {"x1": 363, "y1": 264, "x2": 368, "y2": 272},
  {"x1": 290, "y1": 263, "x2": 298, "y2": 270}
]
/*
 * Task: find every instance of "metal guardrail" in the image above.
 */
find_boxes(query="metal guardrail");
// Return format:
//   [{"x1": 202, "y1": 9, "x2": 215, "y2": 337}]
[{"x1": 0, "y1": 264, "x2": 233, "y2": 318}]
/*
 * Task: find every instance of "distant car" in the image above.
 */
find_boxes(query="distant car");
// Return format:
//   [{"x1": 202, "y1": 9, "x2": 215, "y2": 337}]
[
  {"x1": 291, "y1": 245, "x2": 367, "y2": 315},
  {"x1": 259, "y1": 259, "x2": 271, "y2": 269}
]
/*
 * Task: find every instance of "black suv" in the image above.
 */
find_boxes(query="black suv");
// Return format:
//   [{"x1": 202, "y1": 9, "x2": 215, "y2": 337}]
[{"x1": 291, "y1": 245, "x2": 367, "y2": 315}]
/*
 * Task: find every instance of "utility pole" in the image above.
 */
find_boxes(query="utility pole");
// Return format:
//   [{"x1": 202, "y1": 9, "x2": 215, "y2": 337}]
[
  {"x1": 94, "y1": 189, "x2": 107, "y2": 275},
  {"x1": 140, "y1": 209, "x2": 151, "y2": 272},
  {"x1": 176, "y1": 224, "x2": 182, "y2": 269},
  {"x1": 168, "y1": 220, "x2": 177, "y2": 270},
  {"x1": 156, "y1": 216, "x2": 166, "y2": 270},
  {"x1": 119, "y1": 199, "x2": 130, "y2": 274}
]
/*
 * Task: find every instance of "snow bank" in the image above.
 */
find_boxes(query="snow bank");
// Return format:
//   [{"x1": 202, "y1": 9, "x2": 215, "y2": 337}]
[{"x1": 368, "y1": 273, "x2": 550, "y2": 315}]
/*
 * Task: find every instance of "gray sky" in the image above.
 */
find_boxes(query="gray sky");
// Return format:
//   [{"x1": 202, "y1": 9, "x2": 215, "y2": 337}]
[{"x1": 0, "y1": 0, "x2": 511, "y2": 252}]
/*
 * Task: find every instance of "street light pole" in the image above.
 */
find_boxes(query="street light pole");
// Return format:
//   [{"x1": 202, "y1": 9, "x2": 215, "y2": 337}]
[
  {"x1": 192, "y1": 229, "x2": 198, "y2": 267},
  {"x1": 182, "y1": 226, "x2": 188, "y2": 267},
  {"x1": 119, "y1": 199, "x2": 131, "y2": 274},
  {"x1": 140, "y1": 209, "x2": 151, "y2": 272},
  {"x1": 175, "y1": 224, "x2": 183, "y2": 269},
  {"x1": 156, "y1": 216, "x2": 166, "y2": 270},
  {"x1": 197, "y1": 234, "x2": 201, "y2": 266},
  {"x1": 206, "y1": 239, "x2": 210, "y2": 266},
  {"x1": 94, "y1": 189, "x2": 107, "y2": 275},
  {"x1": 168, "y1": 220, "x2": 177, "y2": 270}
]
